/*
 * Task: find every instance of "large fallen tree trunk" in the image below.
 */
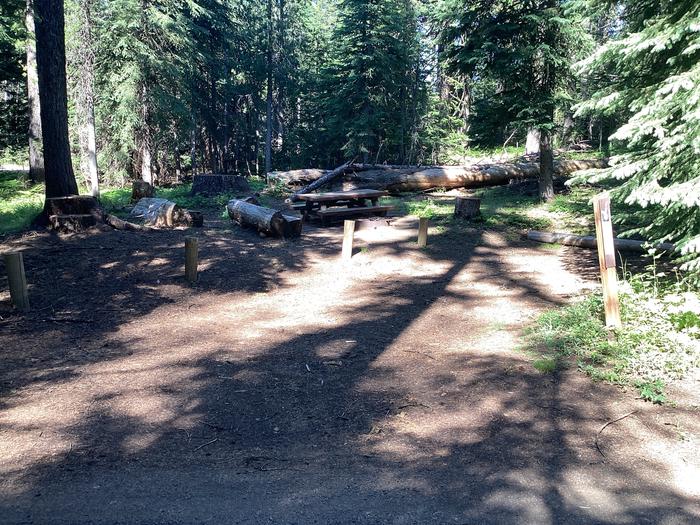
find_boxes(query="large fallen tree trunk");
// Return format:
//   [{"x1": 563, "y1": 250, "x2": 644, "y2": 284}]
[
  {"x1": 288, "y1": 160, "x2": 353, "y2": 202},
  {"x1": 527, "y1": 231, "x2": 675, "y2": 253},
  {"x1": 227, "y1": 199, "x2": 302, "y2": 238},
  {"x1": 272, "y1": 159, "x2": 608, "y2": 194}
]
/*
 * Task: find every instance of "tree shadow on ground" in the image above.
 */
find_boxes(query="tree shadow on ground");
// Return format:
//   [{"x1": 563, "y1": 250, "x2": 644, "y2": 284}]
[{"x1": 0, "y1": 219, "x2": 697, "y2": 524}]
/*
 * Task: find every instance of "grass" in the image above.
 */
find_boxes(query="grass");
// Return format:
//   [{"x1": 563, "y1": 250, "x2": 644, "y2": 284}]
[
  {"x1": 0, "y1": 171, "x2": 44, "y2": 234},
  {"x1": 379, "y1": 183, "x2": 597, "y2": 236},
  {"x1": 524, "y1": 276, "x2": 700, "y2": 404}
]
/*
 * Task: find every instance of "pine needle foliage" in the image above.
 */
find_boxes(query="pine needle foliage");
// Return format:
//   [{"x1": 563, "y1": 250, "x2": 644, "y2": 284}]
[{"x1": 572, "y1": 0, "x2": 700, "y2": 276}]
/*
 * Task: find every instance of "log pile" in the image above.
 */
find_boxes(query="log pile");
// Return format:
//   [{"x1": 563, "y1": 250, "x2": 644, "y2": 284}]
[
  {"x1": 272, "y1": 159, "x2": 608, "y2": 196},
  {"x1": 227, "y1": 199, "x2": 302, "y2": 238},
  {"x1": 42, "y1": 195, "x2": 148, "y2": 233}
]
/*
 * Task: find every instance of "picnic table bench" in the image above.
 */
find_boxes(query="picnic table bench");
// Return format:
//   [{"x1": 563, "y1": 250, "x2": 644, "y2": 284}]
[{"x1": 295, "y1": 189, "x2": 393, "y2": 226}]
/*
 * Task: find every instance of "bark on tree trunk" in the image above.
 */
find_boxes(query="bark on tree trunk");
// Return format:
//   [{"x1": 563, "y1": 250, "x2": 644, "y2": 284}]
[
  {"x1": 264, "y1": 0, "x2": 274, "y2": 176},
  {"x1": 272, "y1": 159, "x2": 607, "y2": 194},
  {"x1": 25, "y1": 0, "x2": 44, "y2": 184},
  {"x1": 525, "y1": 128, "x2": 540, "y2": 156},
  {"x1": 72, "y1": 0, "x2": 99, "y2": 197},
  {"x1": 227, "y1": 199, "x2": 302, "y2": 238},
  {"x1": 538, "y1": 130, "x2": 554, "y2": 201},
  {"x1": 34, "y1": 0, "x2": 79, "y2": 200}
]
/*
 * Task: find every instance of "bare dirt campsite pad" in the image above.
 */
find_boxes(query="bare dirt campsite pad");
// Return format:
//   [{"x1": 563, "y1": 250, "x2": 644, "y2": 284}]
[{"x1": 0, "y1": 208, "x2": 698, "y2": 524}]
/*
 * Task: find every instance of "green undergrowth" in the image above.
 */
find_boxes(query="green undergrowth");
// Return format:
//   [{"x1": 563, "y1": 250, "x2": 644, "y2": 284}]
[
  {"x1": 381, "y1": 183, "x2": 597, "y2": 234},
  {"x1": 0, "y1": 171, "x2": 44, "y2": 234},
  {"x1": 524, "y1": 275, "x2": 700, "y2": 404}
]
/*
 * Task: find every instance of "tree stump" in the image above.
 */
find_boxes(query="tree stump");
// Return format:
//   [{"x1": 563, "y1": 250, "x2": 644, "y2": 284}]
[
  {"x1": 44, "y1": 195, "x2": 103, "y2": 232},
  {"x1": 191, "y1": 174, "x2": 251, "y2": 196},
  {"x1": 454, "y1": 197, "x2": 481, "y2": 219},
  {"x1": 131, "y1": 180, "x2": 155, "y2": 202},
  {"x1": 49, "y1": 214, "x2": 98, "y2": 232}
]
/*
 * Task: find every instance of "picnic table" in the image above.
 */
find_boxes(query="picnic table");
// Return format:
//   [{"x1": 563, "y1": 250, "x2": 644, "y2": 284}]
[{"x1": 294, "y1": 189, "x2": 393, "y2": 226}]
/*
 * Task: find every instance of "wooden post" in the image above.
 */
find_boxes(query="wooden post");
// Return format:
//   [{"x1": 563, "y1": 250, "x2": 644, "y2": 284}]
[
  {"x1": 185, "y1": 237, "x2": 198, "y2": 283},
  {"x1": 593, "y1": 193, "x2": 621, "y2": 328},
  {"x1": 3, "y1": 252, "x2": 30, "y2": 312},
  {"x1": 417, "y1": 217, "x2": 429, "y2": 247},
  {"x1": 342, "y1": 220, "x2": 355, "y2": 260}
]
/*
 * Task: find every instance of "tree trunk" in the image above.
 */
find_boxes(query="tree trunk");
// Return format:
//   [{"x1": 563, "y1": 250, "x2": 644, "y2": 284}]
[
  {"x1": 141, "y1": 139, "x2": 153, "y2": 184},
  {"x1": 25, "y1": 0, "x2": 44, "y2": 183},
  {"x1": 264, "y1": 0, "x2": 273, "y2": 176},
  {"x1": 525, "y1": 128, "x2": 540, "y2": 156},
  {"x1": 72, "y1": 0, "x2": 99, "y2": 197},
  {"x1": 273, "y1": 159, "x2": 607, "y2": 194},
  {"x1": 538, "y1": 130, "x2": 554, "y2": 201},
  {"x1": 34, "y1": 0, "x2": 79, "y2": 200}
]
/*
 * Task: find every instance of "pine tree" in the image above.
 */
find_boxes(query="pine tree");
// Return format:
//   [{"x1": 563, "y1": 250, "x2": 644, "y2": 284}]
[
  {"x1": 573, "y1": 0, "x2": 700, "y2": 275},
  {"x1": 324, "y1": 0, "x2": 423, "y2": 164},
  {"x1": 440, "y1": 0, "x2": 580, "y2": 200}
]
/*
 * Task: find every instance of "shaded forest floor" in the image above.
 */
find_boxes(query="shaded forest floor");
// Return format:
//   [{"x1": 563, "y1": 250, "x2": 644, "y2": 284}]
[{"x1": 0, "y1": 193, "x2": 698, "y2": 524}]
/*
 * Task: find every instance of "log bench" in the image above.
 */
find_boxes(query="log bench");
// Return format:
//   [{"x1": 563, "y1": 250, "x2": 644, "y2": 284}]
[{"x1": 316, "y1": 205, "x2": 393, "y2": 226}]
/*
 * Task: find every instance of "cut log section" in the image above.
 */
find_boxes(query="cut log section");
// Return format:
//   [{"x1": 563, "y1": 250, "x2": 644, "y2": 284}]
[
  {"x1": 130, "y1": 198, "x2": 202, "y2": 228},
  {"x1": 454, "y1": 197, "x2": 481, "y2": 219},
  {"x1": 227, "y1": 199, "x2": 302, "y2": 238},
  {"x1": 273, "y1": 159, "x2": 608, "y2": 195},
  {"x1": 191, "y1": 174, "x2": 251, "y2": 196},
  {"x1": 527, "y1": 231, "x2": 675, "y2": 253}
]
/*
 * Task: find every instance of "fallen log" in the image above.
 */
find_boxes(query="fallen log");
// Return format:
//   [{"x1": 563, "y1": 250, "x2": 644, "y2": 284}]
[
  {"x1": 527, "y1": 231, "x2": 675, "y2": 253},
  {"x1": 227, "y1": 199, "x2": 302, "y2": 238},
  {"x1": 104, "y1": 213, "x2": 151, "y2": 232},
  {"x1": 273, "y1": 159, "x2": 608, "y2": 194},
  {"x1": 289, "y1": 160, "x2": 354, "y2": 202}
]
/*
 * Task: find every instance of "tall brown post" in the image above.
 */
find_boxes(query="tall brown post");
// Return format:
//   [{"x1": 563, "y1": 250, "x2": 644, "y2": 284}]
[
  {"x1": 185, "y1": 237, "x2": 198, "y2": 283},
  {"x1": 4, "y1": 252, "x2": 30, "y2": 312},
  {"x1": 342, "y1": 220, "x2": 355, "y2": 260},
  {"x1": 593, "y1": 193, "x2": 621, "y2": 328}
]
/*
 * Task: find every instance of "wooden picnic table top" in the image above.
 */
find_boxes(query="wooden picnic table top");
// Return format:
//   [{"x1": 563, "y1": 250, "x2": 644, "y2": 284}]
[{"x1": 295, "y1": 189, "x2": 388, "y2": 203}]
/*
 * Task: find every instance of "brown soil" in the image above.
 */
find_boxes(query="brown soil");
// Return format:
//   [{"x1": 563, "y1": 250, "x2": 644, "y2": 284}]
[{"x1": 0, "y1": 209, "x2": 698, "y2": 524}]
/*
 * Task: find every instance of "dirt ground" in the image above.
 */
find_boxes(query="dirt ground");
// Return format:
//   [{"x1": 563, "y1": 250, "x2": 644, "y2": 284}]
[{"x1": 0, "y1": 208, "x2": 698, "y2": 524}]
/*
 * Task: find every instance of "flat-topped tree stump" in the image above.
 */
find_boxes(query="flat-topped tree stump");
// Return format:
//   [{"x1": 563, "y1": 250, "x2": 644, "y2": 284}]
[
  {"x1": 192, "y1": 174, "x2": 251, "y2": 196},
  {"x1": 454, "y1": 197, "x2": 481, "y2": 219},
  {"x1": 44, "y1": 195, "x2": 103, "y2": 232},
  {"x1": 131, "y1": 180, "x2": 155, "y2": 202}
]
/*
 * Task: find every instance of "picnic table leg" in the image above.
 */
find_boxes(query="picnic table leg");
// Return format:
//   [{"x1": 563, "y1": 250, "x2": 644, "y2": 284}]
[{"x1": 371, "y1": 198, "x2": 378, "y2": 206}]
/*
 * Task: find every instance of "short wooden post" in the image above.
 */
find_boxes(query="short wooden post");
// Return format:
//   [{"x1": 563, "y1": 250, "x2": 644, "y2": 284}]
[
  {"x1": 417, "y1": 217, "x2": 429, "y2": 247},
  {"x1": 342, "y1": 220, "x2": 355, "y2": 260},
  {"x1": 3, "y1": 252, "x2": 30, "y2": 312},
  {"x1": 593, "y1": 193, "x2": 621, "y2": 328},
  {"x1": 185, "y1": 237, "x2": 198, "y2": 283}
]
